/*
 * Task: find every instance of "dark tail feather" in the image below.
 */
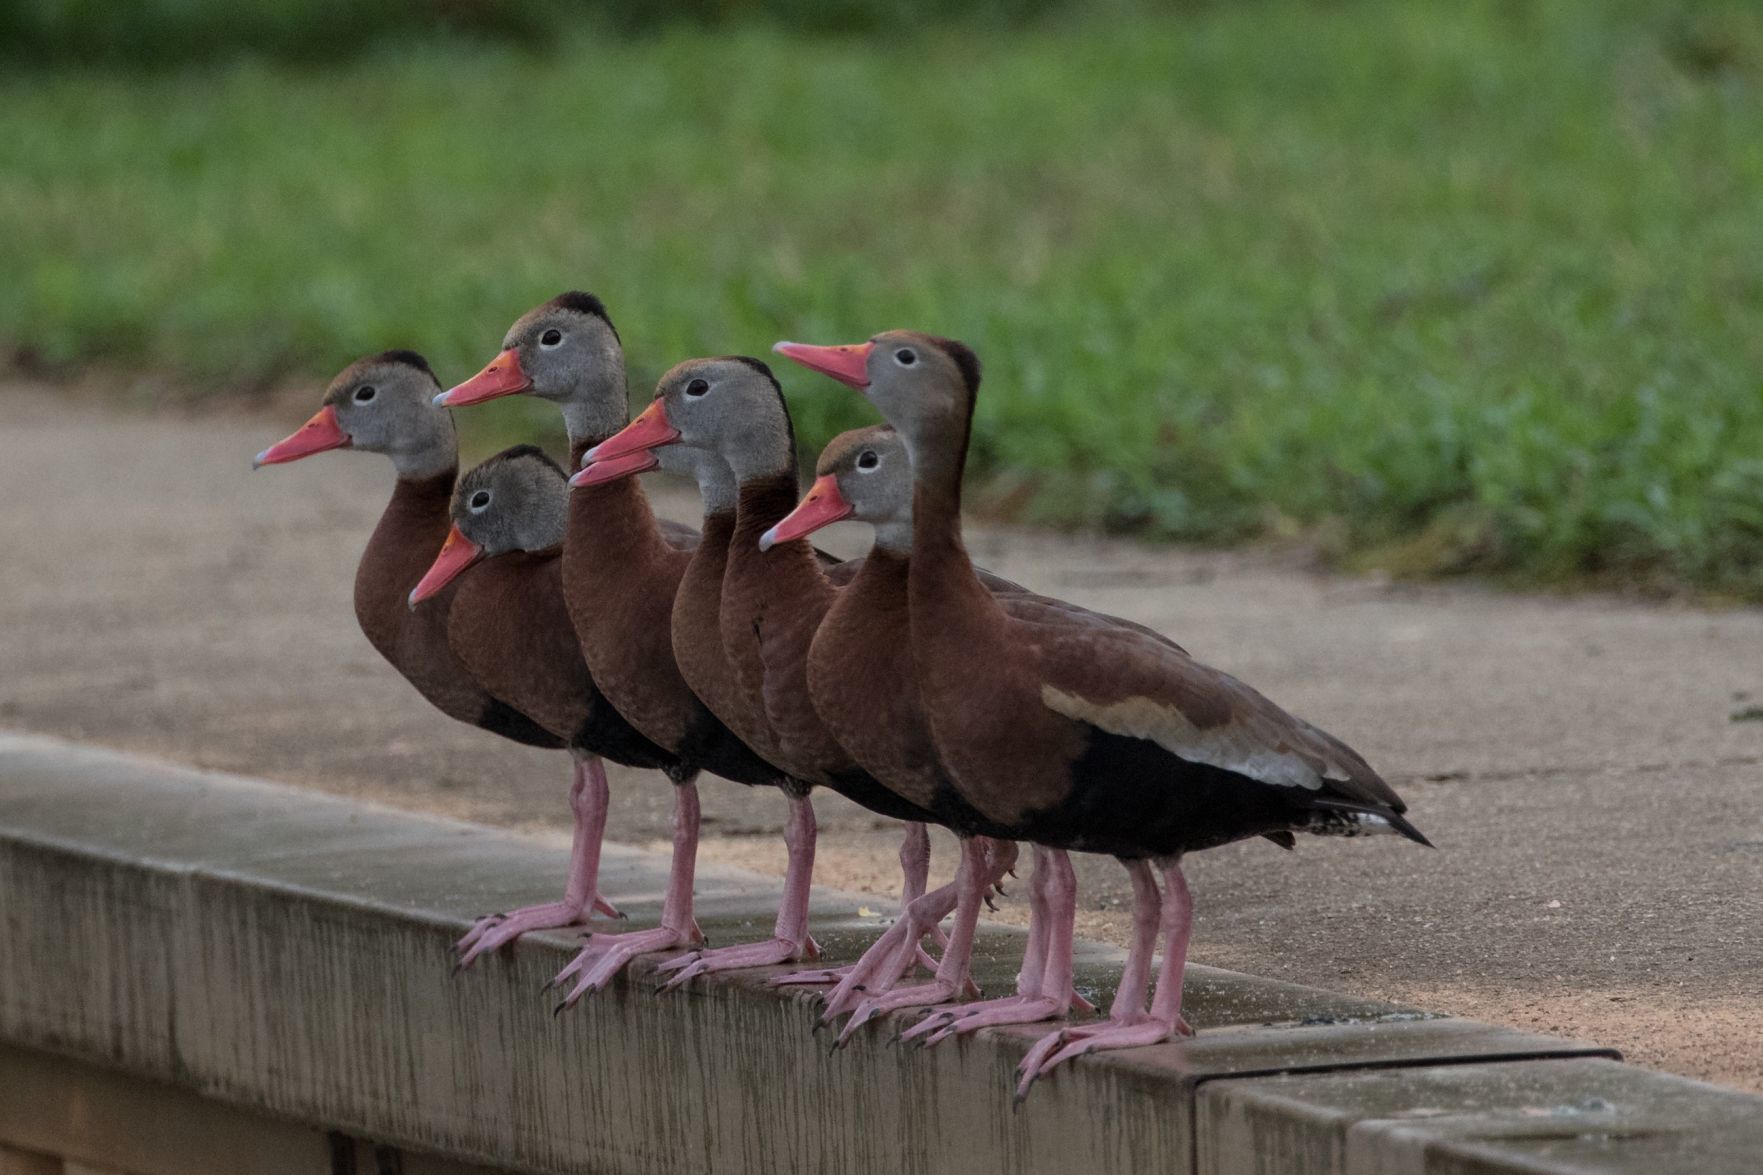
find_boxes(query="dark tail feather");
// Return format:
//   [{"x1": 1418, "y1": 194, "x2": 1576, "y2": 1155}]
[
  {"x1": 1382, "y1": 809, "x2": 1434, "y2": 849},
  {"x1": 1311, "y1": 798, "x2": 1435, "y2": 849}
]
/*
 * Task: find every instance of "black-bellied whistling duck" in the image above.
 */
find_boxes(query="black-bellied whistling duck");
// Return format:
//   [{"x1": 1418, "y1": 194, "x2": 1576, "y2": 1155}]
[
  {"x1": 407, "y1": 445, "x2": 689, "y2": 968},
  {"x1": 432, "y1": 295, "x2": 814, "y2": 1004},
  {"x1": 776, "y1": 333, "x2": 1430, "y2": 1098},
  {"x1": 252, "y1": 353, "x2": 627, "y2": 961},
  {"x1": 764, "y1": 425, "x2": 1210, "y2": 1042},
  {"x1": 581, "y1": 358, "x2": 953, "y2": 989}
]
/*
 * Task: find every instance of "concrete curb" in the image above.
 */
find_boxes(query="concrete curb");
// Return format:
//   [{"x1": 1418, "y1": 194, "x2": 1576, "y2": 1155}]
[{"x1": 2, "y1": 733, "x2": 1757, "y2": 1174}]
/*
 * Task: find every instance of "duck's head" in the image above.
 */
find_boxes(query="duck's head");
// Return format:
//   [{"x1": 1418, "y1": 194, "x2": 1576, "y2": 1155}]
[
  {"x1": 772, "y1": 331, "x2": 980, "y2": 459},
  {"x1": 579, "y1": 355, "x2": 794, "y2": 486},
  {"x1": 436, "y1": 291, "x2": 624, "y2": 417},
  {"x1": 253, "y1": 350, "x2": 453, "y2": 477},
  {"x1": 761, "y1": 424, "x2": 912, "y2": 553},
  {"x1": 408, "y1": 445, "x2": 568, "y2": 607}
]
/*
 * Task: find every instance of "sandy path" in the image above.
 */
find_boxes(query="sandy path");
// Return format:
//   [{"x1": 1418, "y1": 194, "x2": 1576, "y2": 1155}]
[{"x1": 3, "y1": 384, "x2": 1759, "y2": 1091}]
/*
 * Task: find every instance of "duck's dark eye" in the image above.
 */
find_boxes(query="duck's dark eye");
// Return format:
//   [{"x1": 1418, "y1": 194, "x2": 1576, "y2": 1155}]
[
  {"x1": 469, "y1": 490, "x2": 491, "y2": 511},
  {"x1": 540, "y1": 329, "x2": 564, "y2": 347},
  {"x1": 856, "y1": 450, "x2": 880, "y2": 470},
  {"x1": 685, "y1": 378, "x2": 710, "y2": 397},
  {"x1": 353, "y1": 385, "x2": 377, "y2": 402},
  {"x1": 894, "y1": 348, "x2": 917, "y2": 366}
]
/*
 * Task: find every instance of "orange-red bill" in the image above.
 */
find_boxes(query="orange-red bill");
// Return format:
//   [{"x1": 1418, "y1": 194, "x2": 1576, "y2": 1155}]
[
  {"x1": 254, "y1": 404, "x2": 349, "y2": 467},
  {"x1": 408, "y1": 525, "x2": 483, "y2": 607},
  {"x1": 760, "y1": 475, "x2": 852, "y2": 551},
  {"x1": 437, "y1": 349, "x2": 530, "y2": 407},
  {"x1": 569, "y1": 448, "x2": 659, "y2": 489},
  {"x1": 583, "y1": 401, "x2": 681, "y2": 464},
  {"x1": 772, "y1": 341, "x2": 873, "y2": 389}
]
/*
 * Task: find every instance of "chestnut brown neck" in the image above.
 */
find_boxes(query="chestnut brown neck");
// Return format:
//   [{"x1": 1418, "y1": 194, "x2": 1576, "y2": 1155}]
[
  {"x1": 359, "y1": 468, "x2": 457, "y2": 600},
  {"x1": 907, "y1": 407, "x2": 999, "y2": 630},
  {"x1": 353, "y1": 467, "x2": 463, "y2": 674}
]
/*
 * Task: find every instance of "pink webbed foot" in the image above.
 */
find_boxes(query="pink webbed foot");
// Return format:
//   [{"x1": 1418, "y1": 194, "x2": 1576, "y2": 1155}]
[
  {"x1": 547, "y1": 777, "x2": 707, "y2": 1005},
  {"x1": 454, "y1": 894, "x2": 622, "y2": 969},
  {"x1": 457, "y1": 756, "x2": 621, "y2": 970},
  {"x1": 833, "y1": 975, "x2": 983, "y2": 1046},
  {"x1": 659, "y1": 791, "x2": 821, "y2": 992},
  {"x1": 811, "y1": 918, "x2": 952, "y2": 1020},
  {"x1": 549, "y1": 921, "x2": 705, "y2": 1009},
  {"x1": 899, "y1": 990, "x2": 1095, "y2": 1047},
  {"x1": 653, "y1": 934, "x2": 821, "y2": 991},
  {"x1": 771, "y1": 940, "x2": 941, "y2": 991},
  {"x1": 1011, "y1": 1014, "x2": 1195, "y2": 1104},
  {"x1": 1012, "y1": 856, "x2": 1197, "y2": 1103},
  {"x1": 775, "y1": 823, "x2": 952, "y2": 994}
]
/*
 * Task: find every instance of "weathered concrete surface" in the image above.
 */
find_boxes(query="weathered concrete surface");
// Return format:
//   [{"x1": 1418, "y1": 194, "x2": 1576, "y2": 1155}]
[
  {"x1": 1198, "y1": 1058, "x2": 1763, "y2": 1175},
  {"x1": 7, "y1": 735, "x2": 1721, "y2": 1175},
  {"x1": 3, "y1": 386, "x2": 1761, "y2": 1091},
  {"x1": 0, "y1": 1043, "x2": 516, "y2": 1175}
]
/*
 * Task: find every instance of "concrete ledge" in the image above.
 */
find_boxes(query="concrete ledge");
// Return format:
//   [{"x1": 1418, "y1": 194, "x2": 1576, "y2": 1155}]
[
  {"x1": 0, "y1": 1042, "x2": 512, "y2": 1175},
  {"x1": 0, "y1": 733, "x2": 1752, "y2": 1174},
  {"x1": 1198, "y1": 1058, "x2": 1763, "y2": 1174}
]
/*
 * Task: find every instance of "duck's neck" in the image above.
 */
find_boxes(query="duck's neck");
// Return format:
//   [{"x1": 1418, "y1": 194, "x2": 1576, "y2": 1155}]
[
  {"x1": 567, "y1": 432, "x2": 668, "y2": 568},
  {"x1": 693, "y1": 458, "x2": 739, "y2": 516},
  {"x1": 388, "y1": 416, "x2": 458, "y2": 481},
  {"x1": 729, "y1": 470, "x2": 827, "y2": 595},
  {"x1": 559, "y1": 359, "x2": 631, "y2": 450},
  {"x1": 358, "y1": 465, "x2": 457, "y2": 616},
  {"x1": 906, "y1": 408, "x2": 999, "y2": 623},
  {"x1": 734, "y1": 471, "x2": 807, "y2": 550}
]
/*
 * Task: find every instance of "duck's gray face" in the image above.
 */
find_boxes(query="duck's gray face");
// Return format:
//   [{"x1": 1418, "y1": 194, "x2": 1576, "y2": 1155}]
[
  {"x1": 408, "y1": 447, "x2": 568, "y2": 607},
  {"x1": 821, "y1": 426, "x2": 913, "y2": 529},
  {"x1": 578, "y1": 356, "x2": 792, "y2": 484},
  {"x1": 436, "y1": 292, "x2": 622, "y2": 408},
  {"x1": 254, "y1": 351, "x2": 451, "y2": 473},
  {"x1": 450, "y1": 449, "x2": 569, "y2": 557},
  {"x1": 772, "y1": 330, "x2": 978, "y2": 450},
  {"x1": 759, "y1": 424, "x2": 911, "y2": 551}
]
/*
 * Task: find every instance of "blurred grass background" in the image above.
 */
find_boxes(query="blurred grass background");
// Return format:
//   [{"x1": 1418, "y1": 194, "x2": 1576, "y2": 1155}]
[{"x1": 5, "y1": 0, "x2": 1763, "y2": 594}]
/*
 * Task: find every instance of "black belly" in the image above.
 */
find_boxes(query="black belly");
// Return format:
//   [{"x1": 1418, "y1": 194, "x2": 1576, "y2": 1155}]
[
  {"x1": 569, "y1": 687, "x2": 684, "y2": 775},
  {"x1": 677, "y1": 705, "x2": 789, "y2": 787},
  {"x1": 1014, "y1": 726, "x2": 1360, "y2": 858},
  {"x1": 474, "y1": 698, "x2": 567, "y2": 750},
  {"x1": 821, "y1": 767, "x2": 943, "y2": 825}
]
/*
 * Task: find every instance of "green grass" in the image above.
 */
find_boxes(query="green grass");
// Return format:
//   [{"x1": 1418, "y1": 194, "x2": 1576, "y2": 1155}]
[{"x1": 6, "y1": 0, "x2": 1763, "y2": 594}]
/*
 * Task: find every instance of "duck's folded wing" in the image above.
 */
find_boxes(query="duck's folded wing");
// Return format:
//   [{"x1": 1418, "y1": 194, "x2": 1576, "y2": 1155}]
[{"x1": 1033, "y1": 624, "x2": 1426, "y2": 843}]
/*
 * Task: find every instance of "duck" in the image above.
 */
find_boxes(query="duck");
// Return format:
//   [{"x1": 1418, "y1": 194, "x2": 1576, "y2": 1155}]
[
  {"x1": 409, "y1": 443, "x2": 697, "y2": 964},
  {"x1": 433, "y1": 296, "x2": 843, "y2": 1003},
  {"x1": 252, "y1": 353, "x2": 626, "y2": 961},
  {"x1": 764, "y1": 424, "x2": 1222, "y2": 1041},
  {"x1": 580, "y1": 358, "x2": 956, "y2": 989},
  {"x1": 775, "y1": 333, "x2": 1430, "y2": 1099}
]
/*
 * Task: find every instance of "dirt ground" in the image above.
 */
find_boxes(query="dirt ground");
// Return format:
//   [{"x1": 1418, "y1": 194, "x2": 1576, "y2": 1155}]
[{"x1": 4, "y1": 384, "x2": 1759, "y2": 1092}]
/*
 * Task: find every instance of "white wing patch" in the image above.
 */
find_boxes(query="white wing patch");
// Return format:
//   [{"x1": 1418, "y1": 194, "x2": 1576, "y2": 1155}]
[{"x1": 1040, "y1": 685, "x2": 1325, "y2": 791}]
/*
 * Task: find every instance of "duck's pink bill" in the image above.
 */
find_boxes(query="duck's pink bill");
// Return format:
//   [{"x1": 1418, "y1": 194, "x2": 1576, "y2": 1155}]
[
  {"x1": 583, "y1": 401, "x2": 680, "y2": 464},
  {"x1": 438, "y1": 348, "x2": 530, "y2": 407},
  {"x1": 761, "y1": 475, "x2": 852, "y2": 551},
  {"x1": 570, "y1": 448, "x2": 659, "y2": 488},
  {"x1": 773, "y1": 341, "x2": 873, "y2": 389},
  {"x1": 408, "y1": 525, "x2": 483, "y2": 607},
  {"x1": 253, "y1": 404, "x2": 349, "y2": 467}
]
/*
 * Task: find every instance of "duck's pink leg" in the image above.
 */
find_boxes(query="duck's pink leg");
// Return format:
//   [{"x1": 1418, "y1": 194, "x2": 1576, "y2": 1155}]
[
  {"x1": 800, "y1": 834, "x2": 1003, "y2": 1018},
  {"x1": 456, "y1": 756, "x2": 621, "y2": 967},
  {"x1": 900, "y1": 846, "x2": 1094, "y2": 1045},
  {"x1": 551, "y1": 780, "x2": 706, "y2": 1007},
  {"x1": 833, "y1": 836, "x2": 995, "y2": 1043},
  {"x1": 1013, "y1": 858, "x2": 1195, "y2": 1103},
  {"x1": 773, "y1": 822, "x2": 943, "y2": 990},
  {"x1": 656, "y1": 792, "x2": 821, "y2": 989}
]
